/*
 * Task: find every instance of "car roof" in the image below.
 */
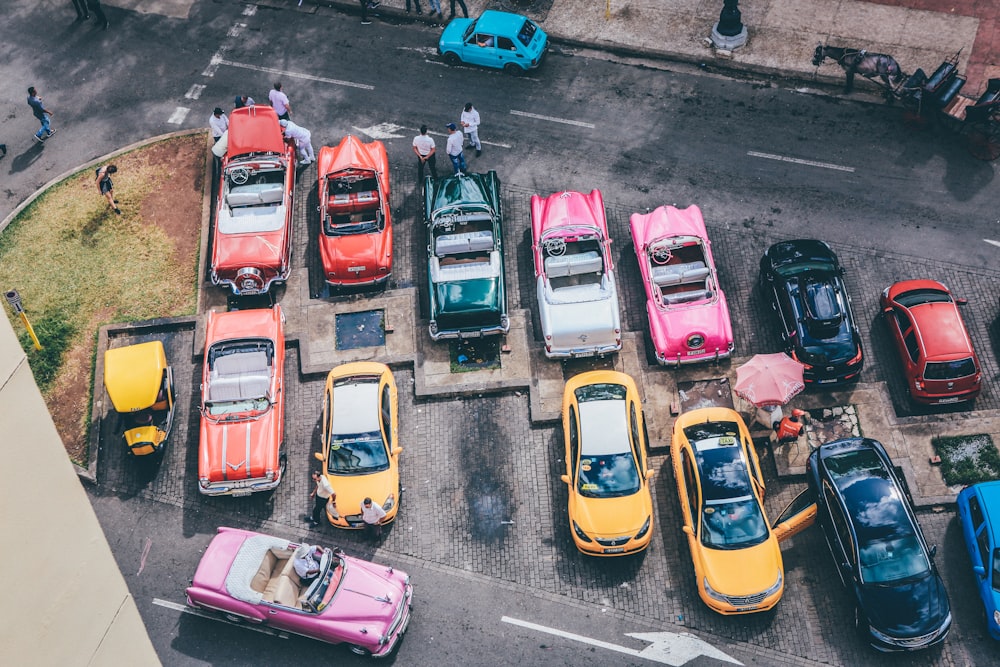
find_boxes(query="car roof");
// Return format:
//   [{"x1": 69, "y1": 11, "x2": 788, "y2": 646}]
[
  {"x1": 578, "y1": 398, "x2": 629, "y2": 456},
  {"x1": 476, "y1": 10, "x2": 529, "y2": 33},
  {"x1": 331, "y1": 377, "x2": 380, "y2": 435},
  {"x1": 909, "y1": 301, "x2": 975, "y2": 359}
]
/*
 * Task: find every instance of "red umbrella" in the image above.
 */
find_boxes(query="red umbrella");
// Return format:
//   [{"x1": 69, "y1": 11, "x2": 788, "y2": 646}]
[{"x1": 734, "y1": 353, "x2": 805, "y2": 408}]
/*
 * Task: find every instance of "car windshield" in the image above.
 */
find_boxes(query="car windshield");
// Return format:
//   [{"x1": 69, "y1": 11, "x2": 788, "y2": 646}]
[
  {"x1": 577, "y1": 452, "x2": 640, "y2": 498},
  {"x1": 574, "y1": 383, "x2": 626, "y2": 402},
  {"x1": 325, "y1": 213, "x2": 380, "y2": 236},
  {"x1": 701, "y1": 498, "x2": 768, "y2": 549},
  {"x1": 924, "y1": 357, "x2": 977, "y2": 380},
  {"x1": 301, "y1": 550, "x2": 346, "y2": 613},
  {"x1": 894, "y1": 287, "x2": 951, "y2": 307},
  {"x1": 859, "y1": 534, "x2": 930, "y2": 584},
  {"x1": 326, "y1": 432, "x2": 389, "y2": 474},
  {"x1": 772, "y1": 259, "x2": 835, "y2": 278},
  {"x1": 517, "y1": 19, "x2": 537, "y2": 46}
]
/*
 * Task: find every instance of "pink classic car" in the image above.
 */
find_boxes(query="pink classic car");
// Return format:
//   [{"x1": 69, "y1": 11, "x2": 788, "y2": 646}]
[
  {"x1": 186, "y1": 527, "x2": 412, "y2": 658},
  {"x1": 629, "y1": 205, "x2": 734, "y2": 365}
]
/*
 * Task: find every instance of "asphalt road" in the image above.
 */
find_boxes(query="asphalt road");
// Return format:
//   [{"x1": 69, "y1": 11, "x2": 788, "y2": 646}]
[{"x1": 5, "y1": 1, "x2": 1000, "y2": 666}]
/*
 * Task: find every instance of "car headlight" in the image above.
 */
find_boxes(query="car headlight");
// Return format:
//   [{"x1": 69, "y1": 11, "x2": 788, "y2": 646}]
[
  {"x1": 868, "y1": 624, "x2": 895, "y2": 644},
  {"x1": 762, "y1": 570, "x2": 783, "y2": 597},
  {"x1": 703, "y1": 577, "x2": 729, "y2": 603},
  {"x1": 634, "y1": 516, "x2": 651, "y2": 540},
  {"x1": 994, "y1": 610, "x2": 1000, "y2": 628},
  {"x1": 572, "y1": 521, "x2": 593, "y2": 543},
  {"x1": 382, "y1": 494, "x2": 395, "y2": 511}
]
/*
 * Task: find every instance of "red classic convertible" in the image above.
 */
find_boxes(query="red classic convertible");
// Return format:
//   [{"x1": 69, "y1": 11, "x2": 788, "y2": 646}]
[
  {"x1": 318, "y1": 135, "x2": 393, "y2": 288},
  {"x1": 211, "y1": 105, "x2": 295, "y2": 296}
]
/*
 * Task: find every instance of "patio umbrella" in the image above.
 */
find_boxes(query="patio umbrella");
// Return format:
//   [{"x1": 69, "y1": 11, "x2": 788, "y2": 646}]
[{"x1": 734, "y1": 353, "x2": 805, "y2": 408}]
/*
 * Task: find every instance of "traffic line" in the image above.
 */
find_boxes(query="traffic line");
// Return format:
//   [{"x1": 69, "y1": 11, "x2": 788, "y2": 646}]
[
  {"x1": 509, "y1": 110, "x2": 595, "y2": 128},
  {"x1": 152, "y1": 598, "x2": 287, "y2": 638},
  {"x1": 747, "y1": 151, "x2": 855, "y2": 172},
  {"x1": 184, "y1": 84, "x2": 205, "y2": 100},
  {"x1": 214, "y1": 59, "x2": 375, "y2": 91},
  {"x1": 167, "y1": 107, "x2": 190, "y2": 124},
  {"x1": 501, "y1": 616, "x2": 742, "y2": 666},
  {"x1": 984, "y1": 239, "x2": 1000, "y2": 248}
]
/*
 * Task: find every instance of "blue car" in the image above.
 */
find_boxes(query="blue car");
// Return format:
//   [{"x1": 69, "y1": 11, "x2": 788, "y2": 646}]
[
  {"x1": 438, "y1": 10, "x2": 547, "y2": 74},
  {"x1": 957, "y1": 481, "x2": 1000, "y2": 639}
]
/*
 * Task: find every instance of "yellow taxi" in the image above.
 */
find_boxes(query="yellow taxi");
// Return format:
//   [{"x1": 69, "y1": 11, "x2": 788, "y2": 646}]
[
  {"x1": 103, "y1": 340, "x2": 175, "y2": 457},
  {"x1": 560, "y1": 371, "x2": 655, "y2": 556},
  {"x1": 314, "y1": 362, "x2": 401, "y2": 529},
  {"x1": 671, "y1": 407, "x2": 814, "y2": 614}
]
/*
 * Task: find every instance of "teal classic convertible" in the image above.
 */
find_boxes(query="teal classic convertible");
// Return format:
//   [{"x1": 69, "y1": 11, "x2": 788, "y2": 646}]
[
  {"x1": 438, "y1": 10, "x2": 547, "y2": 74},
  {"x1": 424, "y1": 172, "x2": 509, "y2": 340}
]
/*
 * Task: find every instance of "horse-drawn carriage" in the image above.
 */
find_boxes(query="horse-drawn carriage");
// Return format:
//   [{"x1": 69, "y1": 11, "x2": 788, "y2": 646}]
[{"x1": 813, "y1": 45, "x2": 1000, "y2": 160}]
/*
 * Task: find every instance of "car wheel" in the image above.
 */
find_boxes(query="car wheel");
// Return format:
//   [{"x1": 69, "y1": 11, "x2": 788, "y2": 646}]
[
  {"x1": 443, "y1": 52, "x2": 460, "y2": 66},
  {"x1": 504, "y1": 63, "x2": 524, "y2": 76},
  {"x1": 223, "y1": 613, "x2": 244, "y2": 624},
  {"x1": 349, "y1": 644, "x2": 371, "y2": 657}
]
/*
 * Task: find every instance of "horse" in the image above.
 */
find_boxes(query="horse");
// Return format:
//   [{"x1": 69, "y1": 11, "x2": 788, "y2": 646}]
[{"x1": 812, "y1": 45, "x2": 906, "y2": 97}]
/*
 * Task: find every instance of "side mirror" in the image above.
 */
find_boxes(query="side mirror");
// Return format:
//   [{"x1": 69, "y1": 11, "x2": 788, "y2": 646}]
[
  {"x1": 928, "y1": 544, "x2": 938, "y2": 558},
  {"x1": 681, "y1": 525, "x2": 694, "y2": 536},
  {"x1": 313, "y1": 452, "x2": 324, "y2": 462},
  {"x1": 974, "y1": 565, "x2": 986, "y2": 578},
  {"x1": 645, "y1": 469, "x2": 655, "y2": 480},
  {"x1": 392, "y1": 447, "x2": 403, "y2": 456},
  {"x1": 560, "y1": 474, "x2": 570, "y2": 485},
  {"x1": 955, "y1": 297, "x2": 968, "y2": 306}
]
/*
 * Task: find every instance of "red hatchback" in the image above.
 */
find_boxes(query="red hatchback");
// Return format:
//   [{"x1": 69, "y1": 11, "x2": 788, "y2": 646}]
[{"x1": 881, "y1": 279, "x2": 981, "y2": 405}]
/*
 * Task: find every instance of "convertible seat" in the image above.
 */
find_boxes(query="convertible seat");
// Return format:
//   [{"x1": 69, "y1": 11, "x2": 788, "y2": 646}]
[
  {"x1": 209, "y1": 350, "x2": 270, "y2": 402},
  {"x1": 431, "y1": 253, "x2": 499, "y2": 282},
  {"x1": 544, "y1": 250, "x2": 602, "y2": 278},
  {"x1": 327, "y1": 189, "x2": 379, "y2": 216},
  {"x1": 663, "y1": 289, "x2": 712, "y2": 305},
  {"x1": 227, "y1": 186, "x2": 284, "y2": 208},
  {"x1": 262, "y1": 552, "x2": 302, "y2": 608},
  {"x1": 436, "y1": 230, "x2": 494, "y2": 256},
  {"x1": 651, "y1": 261, "x2": 709, "y2": 287}
]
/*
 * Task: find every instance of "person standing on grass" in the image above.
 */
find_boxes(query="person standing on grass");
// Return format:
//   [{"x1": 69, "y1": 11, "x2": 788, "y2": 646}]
[
  {"x1": 95, "y1": 164, "x2": 121, "y2": 215},
  {"x1": 27, "y1": 87, "x2": 56, "y2": 143}
]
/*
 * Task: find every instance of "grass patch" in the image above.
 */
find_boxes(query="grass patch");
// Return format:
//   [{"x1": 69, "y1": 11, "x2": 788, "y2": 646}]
[
  {"x1": 449, "y1": 338, "x2": 501, "y2": 373},
  {"x1": 17, "y1": 311, "x2": 77, "y2": 393},
  {"x1": 932, "y1": 434, "x2": 1000, "y2": 486}
]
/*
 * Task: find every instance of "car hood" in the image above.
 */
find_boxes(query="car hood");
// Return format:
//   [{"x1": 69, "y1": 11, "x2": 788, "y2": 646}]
[
  {"x1": 199, "y1": 412, "x2": 279, "y2": 482},
  {"x1": 859, "y1": 573, "x2": 951, "y2": 638},
  {"x1": 649, "y1": 294, "x2": 733, "y2": 358},
  {"x1": 213, "y1": 228, "x2": 286, "y2": 274},
  {"x1": 326, "y1": 557, "x2": 409, "y2": 625},
  {"x1": 439, "y1": 19, "x2": 474, "y2": 50},
  {"x1": 328, "y1": 468, "x2": 398, "y2": 517},
  {"x1": 572, "y1": 491, "x2": 650, "y2": 537},
  {"x1": 319, "y1": 230, "x2": 390, "y2": 280},
  {"x1": 435, "y1": 277, "x2": 500, "y2": 315},
  {"x1": 701, "y1": 539, "x2": 783, "y2": 597}
]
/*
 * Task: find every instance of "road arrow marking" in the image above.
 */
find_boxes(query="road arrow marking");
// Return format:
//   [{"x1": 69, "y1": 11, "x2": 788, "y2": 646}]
[
  {"x1": 153, "y1": 598, "x2": 288, "y2": 638},
  {"x1": 353, "y1": 123, "x2": 408, "y2": 140},
  {"x1": 501, "y1": 616, "x2": 742, "y2": 666},
  {"x1": 984, "y1": 238, "x2": 1000, "y2": 248}
]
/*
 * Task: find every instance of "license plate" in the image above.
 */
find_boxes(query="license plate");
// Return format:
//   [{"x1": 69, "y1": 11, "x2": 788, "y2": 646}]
[
  {"x1": 603, "y1": 547, "x2": 625, "y2": 554},
  {"x1": 738, "y1": 605, "x2": 760, "y2": 612},
  {"x1": 348, "y1": 521, "x2": 363, "y2": 527},
  {"x1": 686, "y1": 350, "x2": 703, "y2": 356},
  {"x1": 817, "y1": 378, "x2": 837, "y2": 384},
  {"x1": 348, "y1": 266, "x2": 366, "y2": 273},
  {"x1": 231, "y1": 489, "x2": 252, "y2": 497},
  {"x1": 937, "y1": 396, "x2": 961, "y2": 404}
]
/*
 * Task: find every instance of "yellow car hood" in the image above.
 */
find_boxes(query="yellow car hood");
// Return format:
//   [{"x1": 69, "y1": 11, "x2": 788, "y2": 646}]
[
  {"x1": 572, "y1": 491, "x2": 651, "y2": 537},
  {"x1": 701, "y1": 538, "x2": 783, "y2": 596},
  {"x1": 328, "y1": 468, "x2": 398, "y2": 515}
]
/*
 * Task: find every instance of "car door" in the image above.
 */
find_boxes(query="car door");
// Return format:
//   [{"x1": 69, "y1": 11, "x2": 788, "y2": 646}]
[
  {"x1": 495, "y1": 36, "x2": 523, "y2": 69},
  {"x1": 821, "y1": 482, "x2": 858, "y2": 587},
  {"x1": 959, "y1": 492, "x2": 993, "y2": 594},
  {"x1": 464, "y1": 33, "x2": 494, "y2": 67},
  {"x1": 263, "y1": 602, "x2": 315, "y2": 637},
  {"x1": 766, "y1": 275, "x2": 795, "y2": 346},
  {"x1": 771, "y1": 488, "x2": 817, "y2": 542},
  {"x1": 886, "y1": 305, "x2": 918, "y2": 377}
]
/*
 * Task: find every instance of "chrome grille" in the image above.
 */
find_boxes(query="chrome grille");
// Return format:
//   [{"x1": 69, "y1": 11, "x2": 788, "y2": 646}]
[
  {"x1": 724, "y1": 591, "x2": 768, "y2": 606},
  {"x1": 595, "y1": 536, "x2": 631, "y2": 547}
]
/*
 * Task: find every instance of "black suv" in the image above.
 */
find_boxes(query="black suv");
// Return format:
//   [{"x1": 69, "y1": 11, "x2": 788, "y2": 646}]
[{"x1": 759, "y1": 240, "x2": 863, "y2": 385}]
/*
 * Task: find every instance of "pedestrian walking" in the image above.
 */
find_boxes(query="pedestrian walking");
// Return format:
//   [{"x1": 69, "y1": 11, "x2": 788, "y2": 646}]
[
  {"x1": 71, "y1": 0, "x2": 89, "y2": 20},
  {"x1": 27, "y1": 87, "x2": 56, "y2": 144},
  {"x1": 445, "y1": 122, "x2": 466, "y2": 174},
  {"x1": 405, "y1": 0, "x2": 422, "y2": 13},
  {"x1": 361, "y1": 497, "x2": 387, "y2": 541},
  {"x1": 448, "y1": 0, "x2": 467, "y2": 19},
  {"x1": 461, "y1": 102, "x2": 482, "y2": 157},
  {"x1": 279, "y1": 119, "x2": 315, "y2": 165},
  {"x1": 95, "y1": 165, "x2": 121, "y2": 215},
  {"x1": 359, "y1": 0, "x2": 380, "y2": 25},
  {"x1": 87, "y1": 0, "x2": 110, "y2": 29},
  {"x1": 413, "y1": 124, "x2": 438, "y2": 181},
  {"x1": 268, "y1": 82, "x2": 292, "y2": 120},
  {"x1": 233, "y1": 94, "x2": 255, "y2": 109},
  {"x1": 307, "y1": 471, "x2": 335, "y2": 526},
  {"x1": 427, "y1": 0, "x2": 442, "y2": 18}
]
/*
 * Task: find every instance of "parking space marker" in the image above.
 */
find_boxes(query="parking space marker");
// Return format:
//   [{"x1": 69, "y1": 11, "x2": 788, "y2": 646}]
[
  {"x1": 184, "y1": 84, "x2": 205, "y2": 100},
  {"x1": 167, "y1": 107, "x2": 190, "y2": 124},
  {"x1": 509, "y1": 110, "x2": 595, "y2": 128},
  {"x1": 215, "y1": 60, "x2": 374, "y2": 91},
  {"x1": 747, "y1": 151, "x2": 855, "y2": 172}
]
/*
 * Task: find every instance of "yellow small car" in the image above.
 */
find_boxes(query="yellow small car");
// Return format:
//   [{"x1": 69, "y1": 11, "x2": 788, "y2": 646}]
[
  {"x1": 671, "y1": 407, "x2": 814, "y2": 614},
  {"x1": 560, "y1": 370, "x2": 655, "y2": 556},
  {"x1": 103, "y1": 340, "x2": 175, "y2": 457},
  {"x1": 315, "y1": 362, "x2": 401, "y2": 529}
]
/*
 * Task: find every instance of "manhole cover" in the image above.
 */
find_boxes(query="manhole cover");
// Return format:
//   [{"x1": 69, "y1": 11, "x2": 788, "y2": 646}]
[
  {"x1": 335, "y1": 310, "x2": 385, "y2": 350},
  {"x1": 450, "y1": 338, "x2": 501, "y2": 372}
]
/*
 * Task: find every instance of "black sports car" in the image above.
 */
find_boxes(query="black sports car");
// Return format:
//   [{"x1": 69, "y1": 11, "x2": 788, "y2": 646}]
[
  {"x1": 807, "y1": 438, "x2": 951, "y2": 652},
  {"x1": 759, "y1": 240, "x2": 863, "y2": 385}
]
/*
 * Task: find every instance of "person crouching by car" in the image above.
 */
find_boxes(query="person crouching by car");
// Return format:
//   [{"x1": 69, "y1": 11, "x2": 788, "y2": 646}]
[
  {"x1": 361, "y1": 497, "x2": 387, "y2": 541},
  {"x1": 95, "y1": 164, "x2": 120, "y2": 215},
  {"x1": 279, "y1": 119, "x2": 314, "y2": 166}
]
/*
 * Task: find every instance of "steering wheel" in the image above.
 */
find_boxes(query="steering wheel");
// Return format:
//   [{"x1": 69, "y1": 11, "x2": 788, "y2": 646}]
[
  {"x1": 229, "y1": 167, "x2": 250, "y2": 185},
  {"x1": 651, "y1": 246, "x2": 672, "y2": 265},
  {"x1": 543, "y1": 238, "x2": 566, "y2": 257}
]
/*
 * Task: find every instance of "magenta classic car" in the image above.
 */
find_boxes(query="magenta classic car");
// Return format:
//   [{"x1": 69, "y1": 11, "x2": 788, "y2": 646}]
[
  {"x1": 186, "y1": 527, "x2": 412, "y2": 657},
  {"x1": 629, "y1": 205, "x2": 734, "y2": 365}
]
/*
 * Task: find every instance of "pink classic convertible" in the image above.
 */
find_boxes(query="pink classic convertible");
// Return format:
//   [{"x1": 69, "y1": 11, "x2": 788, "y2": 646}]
[
  {"x1": 186, "y1": 527, "x2": 412, "y2": 657},
  {"x1": 629, "y1": 205, "x2": 734, "y2": 365}
]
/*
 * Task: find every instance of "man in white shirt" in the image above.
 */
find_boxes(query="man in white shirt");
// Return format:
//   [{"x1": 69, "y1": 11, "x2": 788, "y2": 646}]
[
  {"x1": 209, "y1": 107, "x2": 229, "y2": 141},
  {"x1": 461, "y1": 102, "x2": 481, "y2": 157},
  {"x1": 279, "y1": 119, "x2": 314, "y2": 165},
  {"x1": 307, "y1": 470, "x2": 335, "y2": 526},
  {"x1": 292, "y1": 544, "x2": 323, "y2": 583},
  {"x1": 268, "y1": 82, "x2": 292, "y2": 120},
  {"x1": 445, "y1": 122, "x2": 466, "y2": 174},
  {"x1": 361, "y1": 497, "x2": 388, "y2": 540},
  {"x1": 412, "y1": 124, "x2": 438, "y2": 181}
]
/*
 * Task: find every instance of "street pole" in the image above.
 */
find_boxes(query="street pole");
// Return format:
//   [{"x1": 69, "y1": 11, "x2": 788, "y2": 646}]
[
  {"x1": 5, "y1": 290, "x2": 42, "y2": 350},
  {"x1": 710, "y1": 0, "x2": 748, "y2": 51}
]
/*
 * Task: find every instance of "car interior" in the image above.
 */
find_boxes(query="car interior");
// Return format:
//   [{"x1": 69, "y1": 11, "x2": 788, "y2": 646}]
[
  {"x1": 432, "y1": 218, "x2": 497, "y2": 282},
  {"x1": 648, "y1": 241, "x2": 713, "y2": 305},
  {"x1": 543, "y1": 237, "x2": 604, "y2": 289}
]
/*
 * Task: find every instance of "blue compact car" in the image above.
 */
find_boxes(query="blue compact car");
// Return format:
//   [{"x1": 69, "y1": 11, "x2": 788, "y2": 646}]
[
  {"x1": 438, "y1": 10, "x2": 547, "y2": 74},
  {"x1": 956, "y1": 481, "x2": 1000, "y2": 639}
]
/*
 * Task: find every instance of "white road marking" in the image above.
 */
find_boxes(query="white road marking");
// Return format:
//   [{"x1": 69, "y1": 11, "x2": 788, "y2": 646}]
[
  {"x1": 215, "y1": 59, "x2": 374, "y2": 90},
  {"x1": 984, "y1": 239, "x2": 1000, "y2": 248},
  {"x1": 167, "y1": 107, "x2": 190, "y2": 124},
  {"x1": 747, "y1": 151, "x2": 855, "y2": 172},
  {"x1": 242, "y1": 4, "x2": 257, "y2": 16},
  {"x1": 202, "y1": 54, "x2": 223, "y2": 78},
  {"x1": 136, "y1": 537, "x2": 152, "y2": 576},
  {"x1": 354, "y1": 123, "x2": 408, "y2": 140},
  {"x1": 227, "y1": 23, "x2": 246, "y2": 38},
  {"x1": 509, "y1": 110, "x2": 595, "y2": 128},
  {"x1": 397, "y1": 46, "x2": 440, "y2": 55},
  {"x1": 184, "y1": 84, "x2": 205, "y2": 100},
  {"x1": 501, "y1": 616, "x2": 742, "y2": 666},
  {"x1": 153, "y1": 598, "x2": 287, "y2": 638}
]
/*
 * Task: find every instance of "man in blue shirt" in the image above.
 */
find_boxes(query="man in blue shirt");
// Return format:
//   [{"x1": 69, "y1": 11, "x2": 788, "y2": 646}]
[{"x1": 27, "y1": 87, "x2": 56, "y2": 143}]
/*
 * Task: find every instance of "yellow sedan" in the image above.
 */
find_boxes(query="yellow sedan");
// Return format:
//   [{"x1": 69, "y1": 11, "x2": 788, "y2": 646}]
[
  {"x1": 314, "y1": 362, "x2": 401, "y2": 529},
  {"x1": 561, "y1": 371, "x2": 655, "y2": 556},
  {"x1": 671, "y1": 407, "x2": 813, "y2": 614}
]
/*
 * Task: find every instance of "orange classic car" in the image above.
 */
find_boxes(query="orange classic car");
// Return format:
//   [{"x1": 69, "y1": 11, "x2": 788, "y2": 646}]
[
  {"x1": 211, "y1": 105, "x2": 295, "y2": 296},
  {"x1": 318, "y1": 135, "x2": 393, "y2": 288},
  {"x1": 198, "y1": 305, "x2": 286, "y2": 496}
]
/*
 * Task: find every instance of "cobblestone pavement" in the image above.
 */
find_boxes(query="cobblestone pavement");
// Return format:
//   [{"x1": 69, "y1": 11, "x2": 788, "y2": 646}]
[{"x1": 93, "y1": 166, "x2": 1000, "y2": 665}]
